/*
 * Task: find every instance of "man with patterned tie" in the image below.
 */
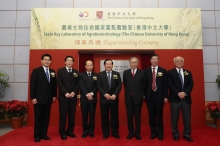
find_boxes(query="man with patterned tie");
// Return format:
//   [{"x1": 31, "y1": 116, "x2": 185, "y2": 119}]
[
  {"x1": 144, "y1": 54, "x2": 168, "y2": 141},
  {"x1": 123, "y1": 57, "x2": 145, "y2": 140},
  {"x1": 97, "y1": 59, "x2": 122, "y2": 139},
  {"x1": 30, "y1": 54, "x2": 57, "y2": 142},
  {"x1": 168, "y1": 56, "x2": 194, "y2": 142},
  {"x1": 57, "y1": 56, "x2": 79, "y2": 140},
  {"x1": 79, "y1": 60, "x2": 98, "y2": 138}
]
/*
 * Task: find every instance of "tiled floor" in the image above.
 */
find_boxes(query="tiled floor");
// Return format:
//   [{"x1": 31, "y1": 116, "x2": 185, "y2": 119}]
[
  {"x1": 0, "y1": 124, "x2": 15, "y2": 136},
  {"x1": 0, "y1": 124, "x2": 217, "y2": 137}
]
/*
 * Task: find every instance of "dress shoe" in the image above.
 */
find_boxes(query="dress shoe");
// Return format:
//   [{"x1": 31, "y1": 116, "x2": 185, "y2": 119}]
[
  {"x1": 102, "y1": 135, "x2": 109, "y2": 139},
  {"x1": 158, "y1": 135, "x2": 164, "y2": 141},
  {"x1": 61, "y1": 134, "x2": 67, "y2": 140},
  {"x1": 67, "y1": 133, "x2": 76, "y2": 138},
  {"x1": 126, "y1": 134, "x2": 134, "y2": 140},
  {"x1": 34, "y1": 137, "x2": 41, "y2": 142},
  {"x1": 150, "y1": 134, "x2": 157, "y2": 140},
  {"x1": 183, "y1": 136, "x2": 193, "y2": 142},
  {"x1": 82, "y1": 134, "x2": 88, "y2": 138},
  {"x1": 173, "y1": 136, "x2": 179, "y2": 141},
  {"x1": 112, "y1": 134, "x2": 120, "y2": 139},
  {"x1": 89, "y1": 134, "x2": 94, "y2": 138},
  {"x1": 135, "y1": 135, "x2": 141, "y2": 140},
  {"x1": 41, "y1": 136, "x2": 51, "y2": 140}
]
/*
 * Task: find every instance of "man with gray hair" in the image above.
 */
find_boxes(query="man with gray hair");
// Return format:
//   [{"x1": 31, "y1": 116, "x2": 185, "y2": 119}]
[
  {"x1": 168, "y1": 56, "x2": 194, "y2": 142},
  {"x1": 123, "y1": 57, "x2": 145, "y2": 140}
]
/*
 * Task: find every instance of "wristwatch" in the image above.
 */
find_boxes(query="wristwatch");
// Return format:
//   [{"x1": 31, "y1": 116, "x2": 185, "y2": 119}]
[{"x1": 91, "y1": 92, "x2": 94, "y2": 96}]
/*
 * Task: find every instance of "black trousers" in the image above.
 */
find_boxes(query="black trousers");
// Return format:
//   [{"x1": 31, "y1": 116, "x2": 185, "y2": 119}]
[
  {"x1": 146, "y1": 91, "x2": 164, "y2": 136},
  {"x1": 81, "y1": 102, "x2": 96, "y2": 135},
  {"x1": 100, "y1": 102, "x2": 119, "y2": 136},
  {"x1": 126, "y1": 95, "x2": 142, "y2": 135},
  {"x1": 34, "y1": 103, "x2": 51, "y2": 138},
  {"x1": 59, "y1": 101, "x2": 76, "y2": 135},
  {"x1": 170, "y1": 98, "x2": 191, "y2": 137}
]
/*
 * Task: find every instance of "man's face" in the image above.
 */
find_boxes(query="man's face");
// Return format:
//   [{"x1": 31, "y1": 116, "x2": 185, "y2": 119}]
[
  {"x1": 129, "y1": 58, "x2": 138, "y2": 70},
  {"x1": 150, "y1": 56, "x2": 159, "y2": 67},
  {"x1": 41, "y1": 56, "x2": 51, "y2": 68},
  {"x1": 85, "y1": 61, "x2": 93, "y2": 72},
  {"x1": 65, "y1": 57, "x2": 74, "y2": 68},
  {"x1": 104, "y1": 60, "x2": 113, "y2": 71},
  {"x1": 174, "y1": 57, "x2": 184, "y2": 68}
]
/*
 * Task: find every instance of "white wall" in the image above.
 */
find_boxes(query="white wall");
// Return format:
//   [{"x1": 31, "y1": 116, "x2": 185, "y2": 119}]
[{"x1": 0, "y1": 0, "x2": 219, "y2": 101}]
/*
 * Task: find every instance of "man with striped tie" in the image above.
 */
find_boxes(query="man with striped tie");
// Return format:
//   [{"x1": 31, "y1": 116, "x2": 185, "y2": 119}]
[{"x1": 144, "y1": 54, "x2": 168, "y2": 141}]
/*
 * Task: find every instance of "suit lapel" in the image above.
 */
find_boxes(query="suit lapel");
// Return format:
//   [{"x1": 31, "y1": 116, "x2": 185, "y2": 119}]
[
  {"x1": 64, "y1": 67, "x2": 70, "y2": 80},
  {"x1": 103, "y1": 71, "x2": 109, "y2": 85}
]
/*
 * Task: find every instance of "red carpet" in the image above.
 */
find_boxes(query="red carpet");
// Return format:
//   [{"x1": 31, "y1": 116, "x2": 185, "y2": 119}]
[{"x1": 0, "y1": 126, "x2": 220, "y2": 146}]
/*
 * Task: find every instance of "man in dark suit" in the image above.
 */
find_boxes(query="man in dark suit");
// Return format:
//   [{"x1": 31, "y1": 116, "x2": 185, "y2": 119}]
[
  {"x1": 144, "y1": 54, "x2": 168, "y2": 141},
  {"x1": 57, "y1": 56, "x2": 79, "y2": 140},
  {"x1": 123, "y1": 57, "x2": 145, "y2": 140},
  {"x1": 30, "y1": 54, "x2": 57, "y2": 142},
  {"x1": 168, "y1": 56, "x2": 194, "y2": 142},
  {"x1": 97, "y1": 59, "x2": 122, "y2": 139},
  {"x1": 79, "y1": 60, "x2": 98, "y2": 138}
]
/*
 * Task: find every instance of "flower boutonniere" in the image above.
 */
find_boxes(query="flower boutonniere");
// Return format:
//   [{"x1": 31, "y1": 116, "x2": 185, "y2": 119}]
[
  {"x1": 157, "y1": 72, "x2": 163, "y2": 77},
  {"x1": 93, "y1": 76, "x2": 97, "y2": 80},
  {"x1": 113, "y1": 75, "x2": 118, "y2": 79},
  {"x1": 184, "y1": 71, "x2": 189, "y2": 76},
  {"x1": 73, "y1": 72, "x2": 78, "y2": 77},
  {"x1": 50, "y1": 72, "x2": 55, "y2": 77}
]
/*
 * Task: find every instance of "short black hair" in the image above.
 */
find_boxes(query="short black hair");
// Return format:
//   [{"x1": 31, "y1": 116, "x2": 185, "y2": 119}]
[
  {"x1": 85, "y1": 60, "x2": 93, "y2": 66},
  {"x1": 41, "y1": 54, "x2": 52, "y2": 60},
  {"x1": 104, "y1": 59, "x2": 113, "y2": 65},
  {"x1": 65, "y1": 55, "x2": 74, "y2": 62},
  {"x1": 150, "y1": 53, "x2": 159, "y2": 59}
]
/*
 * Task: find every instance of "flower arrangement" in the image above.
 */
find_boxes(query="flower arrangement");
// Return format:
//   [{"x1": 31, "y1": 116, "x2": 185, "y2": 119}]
[
  {"x1": 4, "y1": 100, "x2": 28, "y2": 119},
  {"x1": 204, "y1": 102, "x2": 220, "y2": 119}
]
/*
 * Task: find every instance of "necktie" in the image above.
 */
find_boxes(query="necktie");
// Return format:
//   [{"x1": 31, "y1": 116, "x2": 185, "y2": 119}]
[
  {"x1": 88, "y1": 72, "x2": 91, "y2": 79},
  {"x1": 107, "y1": 72, "x2": 111, "y2": 89},
  {"x1": 132, "y1": 69, "x2": 135, "y2": 77},
  {"x1": 46, "y1": 68, "x2": 50, "y2": 82},
  {"x1": 178, "y1": 69, "x2": 184, "y2": 91},
  {"x1": 152, "y1": 68, "x2": 156, "y2": 91},
  {"x1": 68, "y1": 69, "x2": 72, "y2": 78}
]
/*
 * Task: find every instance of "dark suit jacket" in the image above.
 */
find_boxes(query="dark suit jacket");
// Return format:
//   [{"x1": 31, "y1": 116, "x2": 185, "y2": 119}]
[
  {"x1": 57, "y1": 67, "x2": 79, "y2": 102},
  {"x1": 168, "y1": 68, "x2": 194, "y2": 104},
  {"x1": 144, "y1": 66, "x2": 168, "y2": 103},
  {"x1": 30, "y1": 66, "x2": 57, "y2": 104},
  {"x1": 97, "y1": 70, "x2": 122, "y2": 104},
  {"x1": 79, "y1": 72, "x2": 98, "y2": 103},
  {"x1": 123, "y1": 69, "x2": 145, "y2": 104}
]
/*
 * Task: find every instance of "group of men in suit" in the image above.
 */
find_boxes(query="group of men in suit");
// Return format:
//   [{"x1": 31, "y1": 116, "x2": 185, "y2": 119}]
[{"x1": 30, "y1": 53, "x2": 194, "y2": 143}]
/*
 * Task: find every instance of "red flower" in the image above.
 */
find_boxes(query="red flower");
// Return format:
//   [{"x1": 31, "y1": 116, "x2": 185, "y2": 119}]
[{"x1": 210, "y1": 106, "x2": 217, "y2": 111}]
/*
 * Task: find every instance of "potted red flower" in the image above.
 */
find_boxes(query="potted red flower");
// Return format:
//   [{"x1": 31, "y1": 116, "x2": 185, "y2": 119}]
[
  {"x1": 204, "y1": 101, "x2": 220, "y2": 129},
  {"x1": 5, "y1": 100, "x2": 28, "y2": 129}
]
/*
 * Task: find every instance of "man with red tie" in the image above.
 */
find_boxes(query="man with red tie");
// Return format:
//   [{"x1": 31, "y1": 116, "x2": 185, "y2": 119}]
[
  {"x1": 123, "y1": 57, "x2": 145, "y2": 140},
  {"x1": 144, "y1": 54, "x2": 168, "y2": 141}
]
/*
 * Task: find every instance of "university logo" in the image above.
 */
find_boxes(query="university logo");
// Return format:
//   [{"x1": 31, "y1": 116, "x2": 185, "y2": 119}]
[
  {"x1": 96, "y1": 11, "x2": 103, "y2": 19},
  {"x1": 94, "y1": 11, "x2": 105, "y2": 21}
]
